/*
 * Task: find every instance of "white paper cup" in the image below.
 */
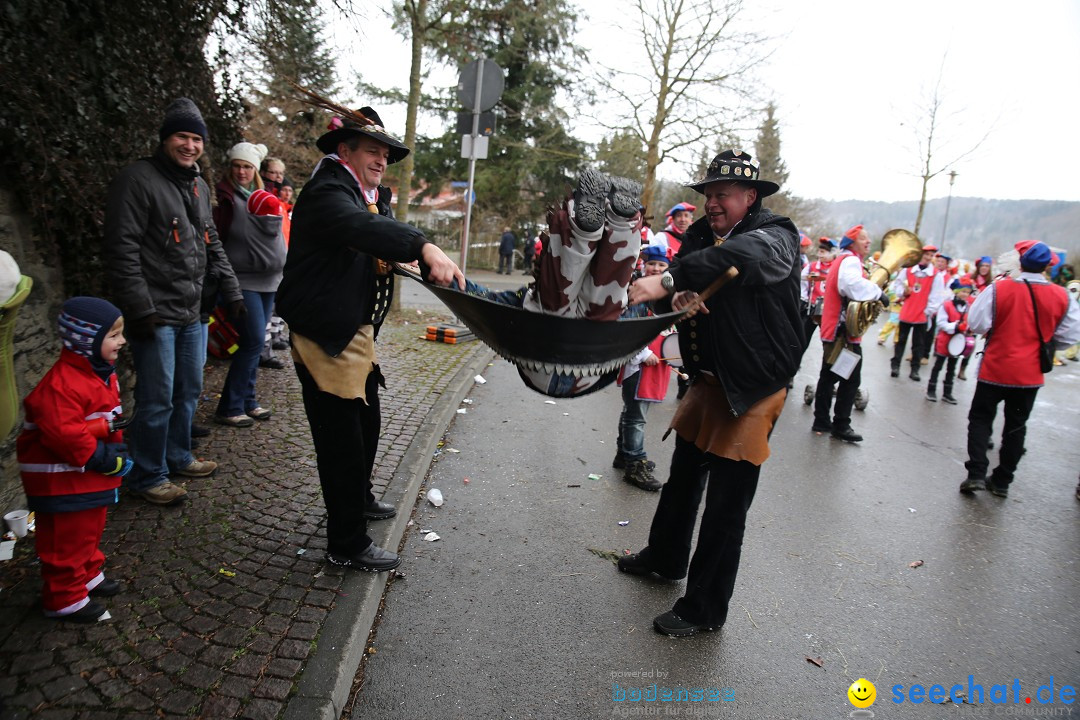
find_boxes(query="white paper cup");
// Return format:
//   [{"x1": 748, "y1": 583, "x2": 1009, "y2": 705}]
[{"x1": 4, "y1": 510, "x2": 29, "y2": 538}]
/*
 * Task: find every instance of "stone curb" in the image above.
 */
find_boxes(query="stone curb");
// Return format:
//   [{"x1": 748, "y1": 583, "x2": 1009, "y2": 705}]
[{"x1": 282, "y1": 344, "x2": 494, "y2": 720}]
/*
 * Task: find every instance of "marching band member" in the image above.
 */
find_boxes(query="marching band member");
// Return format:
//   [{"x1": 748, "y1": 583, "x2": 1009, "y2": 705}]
[
  {"x1": 890, "y1": 243, "x2": 940, "y2": 381},
  {"x1": 811, "y1": 225, "x2": 886, "y2": 442},
  {"x1": 926, "y1": 277, "x2": 973, "y2": 404}
]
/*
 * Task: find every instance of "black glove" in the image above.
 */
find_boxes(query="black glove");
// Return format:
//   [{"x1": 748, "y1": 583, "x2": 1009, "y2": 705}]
[
  {"x1": 878, "y1": 290, "x2": 890, "y2": 308},
  {"x1": 127, "y1": 313, "x2": 160, "y2": 341},
  {"x1": 228, "y1": 299, "x2": 247, "y2": 321},
  {"x1": 85, "y1": 442, "x2": 132, "y2": 477}
]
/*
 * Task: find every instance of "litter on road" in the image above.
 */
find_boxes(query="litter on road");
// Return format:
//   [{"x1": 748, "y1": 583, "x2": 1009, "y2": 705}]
[
  {"x1": 473, "y1": 375, "x2": 487, "y2": 384},
  {"x1": 423, "y1": 532, "x2": 441, "y2": 542},
  {"x1": 427, "y1": 488, "x2": 444, "y2": 507}
]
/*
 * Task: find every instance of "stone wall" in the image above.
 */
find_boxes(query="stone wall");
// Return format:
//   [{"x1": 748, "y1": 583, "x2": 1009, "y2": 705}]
[{"x1": 0, "y1": 186, "x2": 66, "y2": 513}]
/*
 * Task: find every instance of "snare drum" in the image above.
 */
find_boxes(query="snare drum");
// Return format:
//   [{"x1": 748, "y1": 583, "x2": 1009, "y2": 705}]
[
  {"x1": 947, "y1": 333, "x2": 975, "y2": 358},
  {"x1": 660, "y1": 332, "x2": 681, "y2": 367}
]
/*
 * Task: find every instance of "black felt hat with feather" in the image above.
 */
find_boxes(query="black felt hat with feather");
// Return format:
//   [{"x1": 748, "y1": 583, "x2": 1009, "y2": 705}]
[{"x1": 293, "y1": 83, "x2": 410, "y2": 163}]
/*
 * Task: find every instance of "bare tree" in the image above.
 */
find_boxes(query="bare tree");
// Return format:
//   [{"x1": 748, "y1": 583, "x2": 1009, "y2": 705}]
[
  {"x1": 908, "y1": 56, "x2": 993, "y2": 236},
  {"x1": 590, "y1": 0, "x2": 771, "y2": 211},
  {"x1": 390, "y1": 0, "x2": 462, "y2": 222}
]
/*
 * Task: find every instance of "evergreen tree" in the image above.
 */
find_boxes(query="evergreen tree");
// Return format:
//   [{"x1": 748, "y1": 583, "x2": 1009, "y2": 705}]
[
  {"x1": 596, "y1": 130, "x2": 648, "y2": 181},
  {"x1": 752, "y1": 103, "x2": 821, "y2": 231},
  {"x1": 243, "y1": 0, "x2": 338, "y2": 185},
  {"x1": 754, "y1": 103, "x2": 789, "y2": 189},
  {"x1": 417, "y1": 0, "x2": 587, "y2": 228}
]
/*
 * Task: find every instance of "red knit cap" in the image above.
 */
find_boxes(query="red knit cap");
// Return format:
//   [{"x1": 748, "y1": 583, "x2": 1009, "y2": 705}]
[{"x1": 248, "y1": 189, "x2": 282, "y2": 217}]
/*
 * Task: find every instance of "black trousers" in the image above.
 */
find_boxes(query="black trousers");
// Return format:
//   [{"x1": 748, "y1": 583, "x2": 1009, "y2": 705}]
[
  {"x1": 643, "y1": 436, "x2": 761, "y2": 627},
  {"x1": 964, "y1": 381, "x2": 1039, "y2": 486},
  {"x1": 296, "y1": 364, "x2": 381, "y2": 555},
  {"x1": 814, "y1": 342, "x2": 862, "y2": 430},
  {"x1": 892, "y1": 321, "x2": 931, "y2": 371},
  {"x1": 928, "y1": 354, "x2": 958, "y2": 395},
  {"x1": 801, "y1": 315, "x2": 819, "y2": 353}
]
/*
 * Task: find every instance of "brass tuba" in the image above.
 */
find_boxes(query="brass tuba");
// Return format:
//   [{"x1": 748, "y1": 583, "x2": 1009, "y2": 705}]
[{"x1": 844, "y1": 229, "x2": 923, "y2": 338}]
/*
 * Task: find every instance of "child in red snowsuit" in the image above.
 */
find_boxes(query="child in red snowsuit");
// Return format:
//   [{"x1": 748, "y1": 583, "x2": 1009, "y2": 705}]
[{"x1": 17, "y1": 297, "x2": 131, "y2": 622}]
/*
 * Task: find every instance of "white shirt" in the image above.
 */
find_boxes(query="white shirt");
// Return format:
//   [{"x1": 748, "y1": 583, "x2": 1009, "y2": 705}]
[
  {"x1": 891, "y1": 263, "x2": 935, "y2": 297},
  {"x1": 926, "y1": 272, "x2": 953, "y2": 318},
  {"x1": 832, "y1": 253, "x2": 882, "y2": 324},
  {"x1": 968, "y1": 272, "x2": 1080, "y2": 348},
  {"x1": 935, "y1": 298, "x2": 968, "y2": 335}
]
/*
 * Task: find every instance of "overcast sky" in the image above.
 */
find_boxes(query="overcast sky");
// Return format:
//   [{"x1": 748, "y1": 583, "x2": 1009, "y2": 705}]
[{"x1": 330, "y1": 0, "x2": 1080, "y2": 204}]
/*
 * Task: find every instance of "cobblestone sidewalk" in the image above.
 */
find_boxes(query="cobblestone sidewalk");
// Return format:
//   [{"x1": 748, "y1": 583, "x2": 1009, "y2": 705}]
[{"x1": 0, "y1": 312, "x2": 491, "y2": 719}]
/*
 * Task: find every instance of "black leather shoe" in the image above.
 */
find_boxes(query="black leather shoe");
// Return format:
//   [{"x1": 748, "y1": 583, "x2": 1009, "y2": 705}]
[
  {"x1": 831, "y1": 426, "x2": 863, "y2": 443},
  {"x1": 653, "y1": 610, "x2": 719, "y2": 637},
  {"x1": 909, "y1": 370, "x2": 921, "y2": 382},
  {"x1": 811, "y1": 420, "x2": 833, "y2": 433},
  {"x1": 364, "y1": 500, "x2": 397, "y2": 521},
  {"x1": 89, "y1": 579, "x2": 121, "y2": 597},
  {"x1": 959, "y1": 477, "x2": 984, "y2": 494},
  {"x1": 52, "y1": 601, "x2": 109, "y2": 623},
  {"x1": 617, "y1": 551, "x2": 682, "y2": 581},
  {"x1": 259, "y1": 356, "x2": 286, "y2": 370},
  {"x1": 326, "y1": 544, "x2": 401, "y2": 572},
  {"x1": 985, "y1": 478, "x2": 1009, "y2": 498},
  {"x1": 942, "y1": 394, "x2": 958, "y2": 405},
  {"x1": 890, "y1": 367, "x2": 900, "y2": 378},
  {"x1": 191, "y1": 423, "x2": 211, "y2": 438}
]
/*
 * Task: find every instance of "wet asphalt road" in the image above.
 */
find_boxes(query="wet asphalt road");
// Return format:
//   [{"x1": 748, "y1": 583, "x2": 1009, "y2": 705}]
[{"x1": 356, "y1": 303, "x2": 1080, "y2": 719}]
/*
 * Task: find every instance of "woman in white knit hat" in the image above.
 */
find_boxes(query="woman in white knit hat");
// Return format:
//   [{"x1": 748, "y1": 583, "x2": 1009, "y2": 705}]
[{"x1": 212, "y1": 141, "x2": 287, "y2": 427}]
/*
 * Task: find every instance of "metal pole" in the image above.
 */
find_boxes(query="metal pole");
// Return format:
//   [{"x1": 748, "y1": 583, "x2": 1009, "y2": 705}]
[
  {"x1": 940, "y1": 170, "x2": 957, "y2": 252},
  {"x1": 459, "y1": 59, "x2": 485, "y2": 274}
]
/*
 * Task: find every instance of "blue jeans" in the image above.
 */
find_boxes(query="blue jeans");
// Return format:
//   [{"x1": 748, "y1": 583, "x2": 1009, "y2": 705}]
[
  {"x1": 618, "y1": 371, "x2": 651, "y2": 461},
  {"x1": 217, "y1": 290, "x2": 274, "y2": 417},
  {"x1": 127, "y1": 322, "x2": 205, "y2": 491}
]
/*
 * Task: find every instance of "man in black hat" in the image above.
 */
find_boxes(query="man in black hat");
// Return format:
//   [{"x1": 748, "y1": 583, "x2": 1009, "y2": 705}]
[
  {"x1": 104, "y1": 98, "x2": 243, "y2": 506},
  {"x1": 276, "y1": 107, "x2": 463, "y2": 572},
  {"x1": 618, "y1": 149, "x2": 805, "y2": 636}
]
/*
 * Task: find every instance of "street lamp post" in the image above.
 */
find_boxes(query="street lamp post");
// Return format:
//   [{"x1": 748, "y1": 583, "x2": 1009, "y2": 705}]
[{"x1": 940, "y1": 170, "x2": 958, "y2": 252}]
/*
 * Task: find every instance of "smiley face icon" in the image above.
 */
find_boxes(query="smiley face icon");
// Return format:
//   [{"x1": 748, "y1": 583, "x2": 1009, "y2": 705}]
[{"x1": 848, "y1": 678, "x2": 876, "y2": 708}]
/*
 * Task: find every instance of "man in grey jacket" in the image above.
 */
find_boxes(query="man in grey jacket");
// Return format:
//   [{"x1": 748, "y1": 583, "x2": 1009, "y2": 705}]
[{"x1": 104, "y1": 98, "x2": 243, "y2": 505}]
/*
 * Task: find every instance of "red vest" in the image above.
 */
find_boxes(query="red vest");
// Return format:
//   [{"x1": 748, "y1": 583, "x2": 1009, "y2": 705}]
[
  {"x1": 820, "y1": 252, "x2": 865, "y2": 343},
  {"x1": 617, "y1": 335, "x2": 671, "y2": 401},
  {"x1": 979, "y1": 279, "x2": 1070, "y2": 388},
  {"x1": 933, "y1": 300, "x2": 967, "y2": 356},
  {"x1": 899, "y1": 266, "x2": 936, "y2": 323},
  {"x1": 807, "y1": 260, "x2": 833, "y2": 305}
]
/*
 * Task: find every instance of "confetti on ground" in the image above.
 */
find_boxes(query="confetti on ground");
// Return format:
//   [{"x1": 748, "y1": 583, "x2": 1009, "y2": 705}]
[
  {"x1": 908, "y1": 560, "x2": 924, "y2": 569},
  {"x1": 544, "y1": 400, "x2": 557, "y2": 405},
  {"x1": 218, "y1": 568, "x2": 236, "y2": 577},
  {"x1": 618, "y1": 520, "x2": 630, "y2": 526},
  {"x1": 473, "y1": 375, "x2": 487, "y2": 384},
  {"x1": 587, "y1": 473, "x2": 602, "y2": 481},
  {"x1": 806, "y1": 656, "x2": 825, "y2": 668}
]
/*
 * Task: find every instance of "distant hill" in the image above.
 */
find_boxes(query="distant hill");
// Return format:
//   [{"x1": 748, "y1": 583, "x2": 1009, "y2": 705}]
[{"x1": 810, "y1": 198, "x2": 1079, "y2": 261}]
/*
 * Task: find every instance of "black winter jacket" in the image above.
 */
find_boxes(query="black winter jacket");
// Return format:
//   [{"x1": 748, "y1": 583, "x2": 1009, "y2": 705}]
[
  {"x1": 276, "y1": 160, "x2": 429, "y2": 356},
  {"x1": 104, "y1": 149, "x2": 241, "y2": 324},
  {"x1": 661, "y1": 207, "x2": 805, "y2": 416}
]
